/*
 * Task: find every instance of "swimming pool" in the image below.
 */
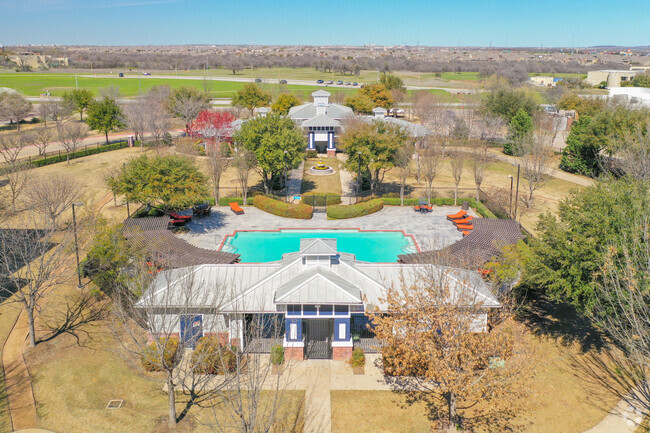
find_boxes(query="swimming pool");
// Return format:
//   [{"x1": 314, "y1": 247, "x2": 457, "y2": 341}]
[{"x1": 220, "y1": 229, "x2": 418, "y2": 263}]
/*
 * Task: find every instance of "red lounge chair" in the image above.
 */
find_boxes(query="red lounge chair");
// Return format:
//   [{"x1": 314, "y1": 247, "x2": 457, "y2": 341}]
[
  {"x1": 446, "y1": 210, "x2": 468, "y2": 220},
  {"x1": 170, "y1": 219, "x2": 186, "y2": 226},
  {"x1": 454, "y1": 216, "x2": 474, "y2": 225},
  {"x1": 423, "y1": 205, "x2": 433, "y2": 212},
  {"x1": 229, "y1": 202, "x2": 244, "y2": 215},
  {"x1": 414, "y1": 205, "x2": 421, "y2": 212},
  {"x1": 170, "y1": 212, "x2": 191, "y2": 221},
  {"x1": 456, "y1": 224, "x2": 473, "y2": 231}
]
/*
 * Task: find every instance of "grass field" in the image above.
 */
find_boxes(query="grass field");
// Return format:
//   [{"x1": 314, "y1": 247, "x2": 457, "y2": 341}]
[{"x1": 301, "y1": 158, "x2": 342, "y2": 195}]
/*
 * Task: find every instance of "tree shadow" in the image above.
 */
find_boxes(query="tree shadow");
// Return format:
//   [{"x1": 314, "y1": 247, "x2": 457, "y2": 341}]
[
  {"x1": 516, "y1": 297, "x2": 605, "y2": 352},
  {"x1": 184, "y1": 210, "x2": 229, "y2": 234},
  {"x1": 299, "y1": 179, "x2": 316, "y2": 194}
]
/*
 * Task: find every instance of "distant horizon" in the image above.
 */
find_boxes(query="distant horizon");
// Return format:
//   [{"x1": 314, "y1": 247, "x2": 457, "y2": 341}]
[{"x1": 0, "y1": 0, "x2": 648, "y2": 47}]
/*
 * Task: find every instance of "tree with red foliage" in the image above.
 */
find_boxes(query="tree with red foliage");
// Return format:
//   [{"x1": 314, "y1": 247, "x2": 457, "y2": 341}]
[{"x1": 188, "y1": 110, "x2": 236, "y2": 147}]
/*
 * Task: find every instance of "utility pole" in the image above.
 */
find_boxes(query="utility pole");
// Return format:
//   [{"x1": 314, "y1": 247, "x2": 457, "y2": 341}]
[
  {"x1": 75, "y1": 74, "x2": 78, "y2": 89},
  {"x1": 508, "y1": 174, "x2": 514, "y2": 218},
  {"x1": 514, "y1": 164, "x2": 520, "y2": 220}
]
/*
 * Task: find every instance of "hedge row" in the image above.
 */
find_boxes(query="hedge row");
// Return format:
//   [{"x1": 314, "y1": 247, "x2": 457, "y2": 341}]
[
  {"x1": 326, "y1": 198, "x2": 384, "y2": 220},
  {"x1": 301, "y1": 193, "x2": 342, "y2": 206},
  {"x1": 379, "y1": 197, "x2": 496, "y2": 218},
  {"x1": 253, "y1": 195, "x2": 313, "y2": 219},
  {"x1": 217, "y1": 196, "x2": 254, "y2": 206},
  {"x1": 30, "y1": 141, "x2": 129, "y2": 168}
]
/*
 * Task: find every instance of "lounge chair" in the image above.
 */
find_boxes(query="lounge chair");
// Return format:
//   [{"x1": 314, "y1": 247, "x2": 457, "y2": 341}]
[
  {"x1": 170, "y1": 212, "x2": 191, "y2": 222},
  {"x1": 462, "y1": 230, "x2": 470, "y2": 236},
  {"x1": 170, "y1": 219, "x2": 187, "y2": 226},
  {"x1": 229, "y1": 202, "x2": 244, "y2": 215},
  {"x1": 446, "y1": 210, "x2": 467, "y2": 220},
  {"x1": 453, "y1": 216, "x2": 474, "y2": 225},
  {"x1": 414, "y1": 205, "x2": 421, "y2": 212},
  {"x1": 456, "y1": 224, "x2": 473, "y2": 231}
]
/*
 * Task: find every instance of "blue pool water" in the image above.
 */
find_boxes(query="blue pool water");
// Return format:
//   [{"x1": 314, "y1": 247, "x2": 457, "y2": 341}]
[{"x1": 220, "y1": 229, "x2": 417, "y2": 263}]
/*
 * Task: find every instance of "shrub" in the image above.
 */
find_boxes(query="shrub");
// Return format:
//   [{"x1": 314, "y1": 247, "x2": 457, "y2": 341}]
[
  {"x1": 253, "y1": 195, "x2": 313, "y2": 219},
  {"x1": 349, "y1": 347, "x2": 365, "y2": 368},
  {"x1": 379, "y1": 196, "x2": 497, "y2": 218},
  {"x1": 301, "y1": 193, "x2": 341, "y2": 207},
  {"x1": 326, "y1": 198, "x2": 383, "y2": 220},
  {"x1": 305, "y1": 149, "x2": 318, "y2": 159},
  {"x1": 381, "y1": 197, "x2": 420, "y2": 206},
  {"x1": 141, "y1": 338, "x2": 179, "y2": 372},
  {"x1": 218, "y1": 196, "x2": 254, "y2": 206},
  {"x1": 191, "y1": 337, "x2": 238, "y2": 374},
  {"x1": 29, "y1": 141, "x2": 129, "y2": 168},
  {"x1": 270, "y1": 345, "x2": 284, "y2": 365}
]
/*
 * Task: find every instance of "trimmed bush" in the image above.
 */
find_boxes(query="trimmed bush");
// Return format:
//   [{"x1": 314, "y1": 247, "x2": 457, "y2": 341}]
[
  {"x1": 349, "y1": 347, "x2": 365, "y2": 368},
  {"x1": 326, "y1": 198, "x2": 383, "y2": 220},
  {"x1": 191, "y1": 337, "x2": 238, "y2": 374},
  {"x1": 305, "y1": 149, "x2": 318, "y2": 159},
  {"x1": 253, "y1": 195, "x2": 313, "y2": 219},
  {"x1": 381, "y1": 197, "x2": 420, "y2": 206},
  {"x1": 270, "y1": 345, "x2": 284, "y2": 365},
  {"x1": 141, "y1": 337, "x2": 179, "y2": 372},
  {"x1": 29, "y1": 141, "x2": 129, "y2": 168},
  {"x1": 217, "y1": 196, "x2": 254, "y2": 206},
  {"x1": 301, "y1": 193, "x2": 341, "y2": 207},
  {"x1": 379, "y1": 196, "x2": 497, "y2": 218}
]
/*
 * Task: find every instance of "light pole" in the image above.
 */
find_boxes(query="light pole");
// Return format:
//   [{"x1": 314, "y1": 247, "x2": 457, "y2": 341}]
[
  {"x1": 72, "y1": 202, "x2": 84, "y2": 289},
  {"x1": 507, "y1": 175, "x2": 514, "y2": 218},
  {"x1": 356, "y1": 151, "x2": 362, "y2": 202},
  {"x1": 514, "y1": 164, "x2": 520, "y2": 220}
]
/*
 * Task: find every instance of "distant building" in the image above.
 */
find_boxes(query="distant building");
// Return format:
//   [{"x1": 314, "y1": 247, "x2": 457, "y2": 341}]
[
  {"x1": 529, "y1": 76, "x2": 556, "y2": 86},
  {"x1": 288, "y1": 90, "x2": 353, "y2": 157},
  {"x1": 608, "y1": 87, "x2": 650, "y2": 107},
  {"x1": 585, "y1": 69, "x2": 639, "y2": 87}
]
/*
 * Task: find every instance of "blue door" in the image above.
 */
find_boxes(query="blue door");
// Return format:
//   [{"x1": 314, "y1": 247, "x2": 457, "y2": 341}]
[{"x1": 180, "y1": 315, "x2": 203, "y2": 348}]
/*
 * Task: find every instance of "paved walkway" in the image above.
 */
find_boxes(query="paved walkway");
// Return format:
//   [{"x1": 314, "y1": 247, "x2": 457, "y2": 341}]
[
  {"x1": 583, "y1": 395, "x2": 647, "y2": 433},
  {"x1": 287, "y1": 161, "x2": 304, "y2": 196},
  {"x1": 178, "y1": 206, "x2": 469, "y2": 253},
  {"x1": 335, "y1": 154, "x2": 355, "y2": 199},
  {"x1": 303, "y1": 360, "x2": 332, "y2": 433},
  {"x1": 3, "y1": 309, "x2": 37, "y2": 431}
]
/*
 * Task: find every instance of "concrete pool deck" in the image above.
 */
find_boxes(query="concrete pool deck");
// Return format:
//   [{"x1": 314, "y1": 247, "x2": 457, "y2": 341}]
[{"x1": 177, "y1": 205, "x2": 474, "y2": 254}]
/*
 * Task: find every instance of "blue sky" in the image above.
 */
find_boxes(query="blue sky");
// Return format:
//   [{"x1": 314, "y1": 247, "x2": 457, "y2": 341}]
[{"x1": 1, "y1": 0, "x2": 648, "y2": 47}]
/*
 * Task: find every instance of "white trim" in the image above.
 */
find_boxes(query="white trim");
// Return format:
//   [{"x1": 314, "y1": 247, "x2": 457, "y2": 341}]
[
  {"x1": 332, "y1": 339, "x2": 353, "y2": 348},
  {"x1": 283, "y1": 340, "x2": 305, "y2": 348}
]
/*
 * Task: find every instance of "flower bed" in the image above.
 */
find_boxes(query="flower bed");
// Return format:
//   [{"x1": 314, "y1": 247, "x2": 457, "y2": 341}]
[
  {"x1": 326, "y1": 198, "x2": 383, "y2": 220},
  {"x1": 253, "y1": 195, "x2": 313, "y2": 219}
]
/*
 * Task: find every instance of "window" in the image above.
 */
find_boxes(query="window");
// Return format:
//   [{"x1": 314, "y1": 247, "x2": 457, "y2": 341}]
[
  {"x1": 303, "y1": 304, "x2": 317, "y2": 316},
  {"x1": 319, "y1": 305, "x2": 333, "y2": 315},
  {"x1": 338, "y1": 322, "x2": 347, "y2": 340},
  {"x1": 287, "y1": 305, "x2": 301, "y2": 316},
  {"x1": 334, "y1": 305, "x2": 348, "y2": 316},
  {"x1": 290, "y1": 323, "x2": 297, "y2": 340}
]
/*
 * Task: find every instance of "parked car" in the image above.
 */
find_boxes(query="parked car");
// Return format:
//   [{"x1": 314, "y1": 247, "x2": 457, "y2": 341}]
[
  {"x1": 345, "y1": 82, "x2": 351, "y2": 86},
  {"x1": 336, "y1": 80, "x2": 344, "y2": 85},
  {"x1": 142, "y1": 72, "x2": 151, "y2": 76},
  {"x1": 327, "y1": 80, "x2": 334, "y2": 84},
  {"x1": 255, "y1": 78, "x2": 262, "y2": 83},
  {"x1": 279, "y1": 79, "x2": 288, "y2": 84},
  {"x1": 118, "y1": 73, "x2": 124, "y2": 77},
  {"x1": 317, "y1": 79, "x2": 324, "y2": 84},
  {"x1": 389, "y1": 108, "x2": 405, "y2": 117},
  {"x1": 352, "y1": 82, "x2": 358, "y2": 86}
]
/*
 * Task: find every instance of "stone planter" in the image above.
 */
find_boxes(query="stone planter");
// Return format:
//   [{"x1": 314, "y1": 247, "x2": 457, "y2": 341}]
[{"x1": 352, "y1": 365, "x2": 365, "y2": 375}]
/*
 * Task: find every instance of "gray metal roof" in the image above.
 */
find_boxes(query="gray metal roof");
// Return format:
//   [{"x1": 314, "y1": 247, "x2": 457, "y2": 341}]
[
  {"x1": 274, "y1": 267, "x2": 362, "y2": 304},
  {"x1": 299, "y1": 238, "x2": 338, "y2": 256},
  {"x1": 288, "y1": 103, "x2": 353, "y2": 121},
  {"x1": 360, "y1": 116, "x2": 430, "y2": 138},
  {"x1": 312, "y1": 90, "x2": 331, "y2": 97}
]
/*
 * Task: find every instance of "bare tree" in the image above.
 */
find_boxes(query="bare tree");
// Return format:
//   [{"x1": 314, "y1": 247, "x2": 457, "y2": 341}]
[
  {"x1": 0, "y1": 131, "x2": 34, "y2": 212},
  {"x1": 450, "y1": 149, "x2": 465, "y2": 205},
  {"x1": 618, "y1": 122, "x2": 650, "y2": 180},
  {"x1": 34, "y1": 123, "x2": 54, "y2": 157},
  {"x1": 100, "y1": 85, "x2": 121, "y2": 100},
  {"x1": 207, "y1": 145, "x2": 232, "y2": 203},
  {"x1": 480, "y1": 114, "x2": 506, "y2": 142},
  {"x1": 232, "y1": 146, "x2": 256, "y2": 203},
  {"x1": 57, "y1": 121, "x2": 89, "y2": 163},
  {"x1": 471, "y1": 145, "x2": 492, "y2": 203},
  {"x1": 22, "y1": 173, "x2": 83, "y2": 229},
  {"x1": 123, "y1": 98, "x2": 148, "y2": 143},
  {"x1": 37, "y1": 102, "x2": 52, "y2": 127},
  {"x1": 0, "y1": 92, "x2": 32, "y2": 131},
  {"x1": 0, "y1": 212, "x2": 75, "y2": 347},
  {"x1": 419, "y1": 142, "x2": 443, "y2": 203},
  {"x1": 394, "y1": 141, "x2": 414, "y2": 206},
  {"x1": 519, "y1": 128, "x2": 554, "y2": 207}
]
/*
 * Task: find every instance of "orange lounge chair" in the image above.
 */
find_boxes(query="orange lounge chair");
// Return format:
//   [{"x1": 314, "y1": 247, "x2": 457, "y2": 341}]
[
  {"x1": 462, "y1": 230, "x2": 470, "y2": 236},
  {"x1": 456, "y1": 224, "x2": 473, "y2": 231},
  {"x1": 446, "y1": 210, "x2": 467, "y2": 220},
  {"x1": 423, "y1": 205, "x2": 432, "y2": 212},
  {"x1": 414, "y1": 205, "x2": 421, "y2": 212},
  {"x1": 229, "y1": 202, "x2": 244, "y2": 215},
  {"x1": 453, "y1": 216, "x2": 474, "y2": 225},
  {"x1": 170, "y1": 211, "x2": 191, "y2": 221}
]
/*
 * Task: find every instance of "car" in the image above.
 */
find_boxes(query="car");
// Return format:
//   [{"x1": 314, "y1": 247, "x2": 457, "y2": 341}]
[
  {"x1": 327, "y1": 80, "x2": 333, "y2": 84},
  {"x1": 255, "y1": 78, "x2": 262, "y2": 83},
  {"x1": 118, "y1": 73, "x2": 124, "y2": 77},
  {"x1": 316, "y1": 79, "x2": 324, "y2": 84},
  {"x1": 142, "y1": 72, "x2": 151, "y2": 76},
  {"x1": 336, "y1": 80, "x2": 344, "y2": 85},
  {"x1": 345, "y1": 82, "x2": 351, "y2": 86},
  {"x1": 279, "y1": 79, "x2": 288, "y2": 84},
  {"x1": 389, "y1": 108, "x2": 405, "y2": 117},
  {"x1": 352, "y1": 82, "x2": 358, "y2": 86}
]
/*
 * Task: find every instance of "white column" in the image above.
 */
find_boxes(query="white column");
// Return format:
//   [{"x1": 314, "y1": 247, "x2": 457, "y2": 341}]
[
  {"x1": 308, "y1": 131, "x2": 315, "y2": 150},
  {"x1": 328, "y1": 131, "x2": 333, "y2": 149}
]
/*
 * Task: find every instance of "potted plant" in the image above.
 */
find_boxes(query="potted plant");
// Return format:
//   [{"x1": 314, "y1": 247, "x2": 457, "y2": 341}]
[
  {"x1": 270, "y1": 344, "x2": 284, "y2": 374},
  {"x1": 349, "y1": 347, "x2": 365, "y2": 375}
]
